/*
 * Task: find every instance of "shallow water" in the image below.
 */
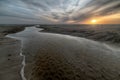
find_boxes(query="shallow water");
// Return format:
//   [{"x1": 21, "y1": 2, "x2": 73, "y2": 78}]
[{"x1": 7, "y1": 26, "x2": 120, "y2": 80}]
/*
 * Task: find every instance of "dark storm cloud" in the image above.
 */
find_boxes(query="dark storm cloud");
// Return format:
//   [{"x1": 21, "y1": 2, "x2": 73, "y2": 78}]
[{"x1": 0, "y1": 0, "x2": 120, "y2": 24}]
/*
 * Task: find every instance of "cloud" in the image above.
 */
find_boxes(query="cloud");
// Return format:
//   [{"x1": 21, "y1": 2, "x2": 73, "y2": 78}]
[
  {"x1": 0, "y1": 0, "x2": 120, "y2": 24},
  {"x1": 70, "y1": 0, "x2": 120, "y2": 22}
]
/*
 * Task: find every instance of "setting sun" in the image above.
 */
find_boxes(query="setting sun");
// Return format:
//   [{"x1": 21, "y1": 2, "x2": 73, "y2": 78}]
[{"x1": 91, "y1": 19, "x2": 97, "y2": 24}]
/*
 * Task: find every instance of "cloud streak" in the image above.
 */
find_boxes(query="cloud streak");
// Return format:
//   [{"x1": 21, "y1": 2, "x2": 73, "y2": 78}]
[{"x1": 0, "y1": 0, "x2": 120, "y2": 24}]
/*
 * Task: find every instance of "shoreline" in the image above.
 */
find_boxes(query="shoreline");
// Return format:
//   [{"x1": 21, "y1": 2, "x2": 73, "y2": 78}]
[
  {"x1": 0, "y1": 37, "x2": 22, "y2": 80},
  {"x1": 0, "y1": 26, "x2": 120, "y2": 80},
  {"x1": 0, "y1": 26, "x2": 26, "y2": 80},
  {"x1": 39, "y1": 25, "x2": 120, "y2": 47}
]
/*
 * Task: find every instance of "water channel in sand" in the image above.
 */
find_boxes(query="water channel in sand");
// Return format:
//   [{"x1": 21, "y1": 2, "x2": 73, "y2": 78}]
[{"x1": 7, "y1": 26, "x2": 120, "y2": 80}]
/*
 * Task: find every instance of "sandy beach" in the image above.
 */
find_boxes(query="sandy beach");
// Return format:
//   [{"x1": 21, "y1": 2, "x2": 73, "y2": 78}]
[
  {"x1": 0, "y1": 26, "x2": 120, "y2": 80},
  {"x1": 0, "y1": 38, "x2": 22, "y2": 80},
  {"x1": 0, "y1": 25, "x2": 25, "y2": 80}
]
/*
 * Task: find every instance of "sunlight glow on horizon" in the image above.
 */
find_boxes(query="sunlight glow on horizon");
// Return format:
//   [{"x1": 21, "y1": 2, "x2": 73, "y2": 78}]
[
  {"x1": 82, "y1": 13, "x2": 120, "y2": 24},
  {"x1": 91, "y1": 19, "x2": 97, "y2": 24}
]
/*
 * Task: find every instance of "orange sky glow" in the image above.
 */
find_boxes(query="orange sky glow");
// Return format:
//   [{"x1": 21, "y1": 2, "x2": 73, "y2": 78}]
[{"x1": 84, "y1": 13, "x2": 120, "y2": 24}]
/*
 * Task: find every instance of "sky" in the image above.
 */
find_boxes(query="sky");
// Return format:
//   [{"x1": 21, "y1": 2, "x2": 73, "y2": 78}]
[{"x1": 0, "y1": 0, "x2": 120, "y2": 24}]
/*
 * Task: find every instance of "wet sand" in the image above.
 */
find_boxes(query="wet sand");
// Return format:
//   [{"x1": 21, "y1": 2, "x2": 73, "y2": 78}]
[
  {"x1": 0, "y1": 26, "x2": 25, "y2": 80},
  {"x1": 0, "y1": 38, "x2": 22, "y2": 80},
  {"x1": 0, "y1": 26, "x2": 120, "y2": 80},
  {"x1": 40, "y1": 25, "x2": 120, "y2": 45}
]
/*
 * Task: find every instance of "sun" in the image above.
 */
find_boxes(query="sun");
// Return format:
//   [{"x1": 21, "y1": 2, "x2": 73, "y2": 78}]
[{"x1": 91, "y1": 19, "x2": 97, "y2": 24}]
